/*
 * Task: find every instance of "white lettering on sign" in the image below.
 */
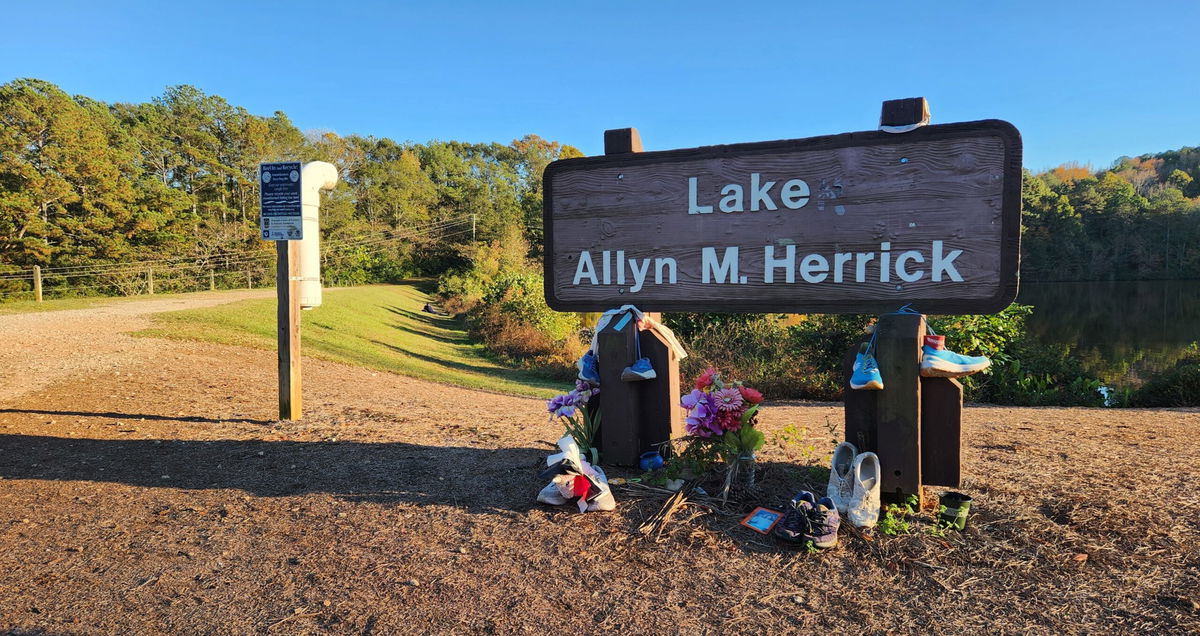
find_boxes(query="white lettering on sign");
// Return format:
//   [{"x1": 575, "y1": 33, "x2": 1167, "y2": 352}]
[
  {"x1": 702, "y1": 247, "x2": 740, "y2": 283},
  {"x1": 568, "y1": 241, "x2": 965, "y2": 292},
  {"x1": 688, "y1": 175, "x2": 810, "y2": 214}
]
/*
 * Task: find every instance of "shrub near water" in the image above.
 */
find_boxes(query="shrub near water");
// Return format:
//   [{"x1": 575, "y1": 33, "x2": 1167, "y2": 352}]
[
  {"x1": 1131, "y1": 344, "x2": 1200, "y2": 407},
  {"x1": 666, "y1": 304, "x2": 1116, "y2": 406}
]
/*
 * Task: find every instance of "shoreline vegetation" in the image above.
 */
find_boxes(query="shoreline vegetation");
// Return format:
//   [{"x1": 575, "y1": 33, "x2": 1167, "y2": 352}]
[{"x1": 3, "y1": 79, "x2": 1199, "y2": 407}]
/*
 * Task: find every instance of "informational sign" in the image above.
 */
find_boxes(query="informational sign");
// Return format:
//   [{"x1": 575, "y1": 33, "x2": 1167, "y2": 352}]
[
  {"x1": 259, "y1": 162, "x2": 303, "y2": 241},
  {"x1": 543, "y1": 120, "x2": 1021, "y2": 314}
]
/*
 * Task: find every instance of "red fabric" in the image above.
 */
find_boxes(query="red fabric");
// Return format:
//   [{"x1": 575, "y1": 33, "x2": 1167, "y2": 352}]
[
  {"x1": 571, "y1": 475, "x2": 591, "y2": 498},
  {"x1": 924, "y1": 335, "x2": 945, "y2": 350}
]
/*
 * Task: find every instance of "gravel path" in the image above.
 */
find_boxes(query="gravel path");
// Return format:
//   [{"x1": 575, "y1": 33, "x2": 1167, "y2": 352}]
[
  {"x1": 0, "y1": 290, "x2": 1197, "y2": 633},
  {"x1": 0, "y1": 290, "x2": 272, "y2": 403}
]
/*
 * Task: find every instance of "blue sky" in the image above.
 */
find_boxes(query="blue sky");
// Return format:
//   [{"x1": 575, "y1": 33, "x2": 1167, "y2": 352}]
[{"x1": 3, "y1": 1, "x2": 1197, "y2": 171}]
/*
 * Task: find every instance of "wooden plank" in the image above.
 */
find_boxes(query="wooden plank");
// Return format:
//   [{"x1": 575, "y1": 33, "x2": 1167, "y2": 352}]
[
  {"x1": 596, "y1": 311, "x2": 640, "y2": 465},
  {"x1": 544, "y1": 120, "x2": 1022, "y2": 315},
  {"x1": 636, "y1": 327, "x2": 682, "y2": 454},
  {"x1": 874, "y1": 313, "x2": 923, "y2": 504},
  {"x1": 277, "y1": 241, "x2": 302, "y2": 420},
  {"x1": 921, "y1": 376, "x2": 962, "y2": 487},
  {"x1": 841, "y1": 337, "x2": 877, "y2": 453}
]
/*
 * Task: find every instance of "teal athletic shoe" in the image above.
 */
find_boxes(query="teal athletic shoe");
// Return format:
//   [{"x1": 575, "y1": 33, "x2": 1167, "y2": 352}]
[
  {"x1": 850, "y1": 342, "x2": 884, "y2": 390},
  {"x1": 920, "y1": 336, "x2": 990, "y2": 378}
]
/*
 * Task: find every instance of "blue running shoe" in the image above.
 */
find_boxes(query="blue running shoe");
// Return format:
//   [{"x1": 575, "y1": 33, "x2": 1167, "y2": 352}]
[
  {"x1": 920, "y1": 343, "x2": 990, "y2": 378},
  {"x1": 807, "y1": 497, "x2": 841, "y2": 549},
  {"x1": 620, "y1": 357, "x2": 656, "y2": 382},
  {"x1": 850, "y1": 343, "x2": 883, "y2": 390},
  {"x1": 577, "y1": 351, "x2": 600, "y2": 383},
  {"x1": 774, "y1": 491, "x2": 817, "y2": 545}
]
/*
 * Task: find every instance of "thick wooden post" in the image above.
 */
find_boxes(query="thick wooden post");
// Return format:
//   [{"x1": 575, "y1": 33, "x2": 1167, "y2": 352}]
[
  {"x1": 596, "y1": 310, "x2": 640, "y2": 465},
  {"x1": 603, "y1": 128, "x2": 643, "y2": 154},
  {"x1": 842, "y1": 335, "x2": 877, "y2": 452},
  {"x1": 276, "y1": 241, "x2": 302, "y2": 420},
  {"x1": 247, "y1": 271, "x2": 253, "y2": 289},
  {"x1": 147, "y1": 268, "x2": 154, "y2": 295},
  {"x1": 209, "y1": 270, "x2": 216, "y2": 291},
  {"x1": 33, "y1": 266, "x2": 42, "y2": 302},
  {"x1": 873, "y1": 312, "x2": 924, "y2": 504},
  {"x1": 636, "y1": 314, "x2": 684, "y2": 453},
  {"x1": 921, "y1": 377, "x2": 962, "y2": 487}
]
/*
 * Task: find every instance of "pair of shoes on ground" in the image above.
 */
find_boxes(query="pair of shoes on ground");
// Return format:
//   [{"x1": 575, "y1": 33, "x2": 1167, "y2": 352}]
[
  {"x1": 826, "y1": 442, "x2": 881, "y2": 529},
  {"x1": 851, "y1": 334, "x2": 991, "y2": 390},
  {"x1": 773, "y1": 491, "x2": 840, "y2": 549}
]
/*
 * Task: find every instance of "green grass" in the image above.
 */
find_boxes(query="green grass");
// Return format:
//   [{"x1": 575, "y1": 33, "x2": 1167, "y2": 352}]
[
  {"x1": 0, "y1": 294, "x2": 141, "y2": 315},
  {"x1": 136, "y1": 283, "x2": 563, "y2": 399}
]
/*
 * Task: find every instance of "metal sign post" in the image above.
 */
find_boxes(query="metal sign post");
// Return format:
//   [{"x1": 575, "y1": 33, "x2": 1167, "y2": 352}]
[{"x1": 260, "y1": 162, "x2": 304, "y2": 420}]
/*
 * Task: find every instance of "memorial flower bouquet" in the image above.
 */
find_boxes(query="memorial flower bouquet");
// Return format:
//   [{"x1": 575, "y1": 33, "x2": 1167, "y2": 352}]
[
  {"x1": 679, "y1": 368, "x2": 765, "y2": 499},
  {"x1": 547, "y1": 380, "x2": 602, "y2": 464}
]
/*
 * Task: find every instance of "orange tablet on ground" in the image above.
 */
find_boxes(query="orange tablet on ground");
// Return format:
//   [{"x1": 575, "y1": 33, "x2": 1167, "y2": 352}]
[{"x1": 740, "y1": 507, "x2": 783, "y2": 534}]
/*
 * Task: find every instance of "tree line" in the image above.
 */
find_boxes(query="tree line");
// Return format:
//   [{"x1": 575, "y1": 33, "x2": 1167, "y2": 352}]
[
  {"x1": 1021, "y1": 153, "x2": 1200, "y2": 281},
  {"x1": 2, "y1": 77, "x2": 1199, "y2": 300},
  {"x1": 0, "y1": 78, "x2": 580, "y2": 297}
]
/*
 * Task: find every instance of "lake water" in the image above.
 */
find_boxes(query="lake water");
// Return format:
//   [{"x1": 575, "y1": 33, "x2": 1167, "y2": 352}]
[{"x1": 1016, "y1": 280, "x2": 1200, "y2": 387}]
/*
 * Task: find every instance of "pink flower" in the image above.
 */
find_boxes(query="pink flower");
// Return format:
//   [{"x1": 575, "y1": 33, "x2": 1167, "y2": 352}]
[
  {"x1": 695, "y1": 367, "x2": 717, "y2": 391},
  {"x1": 716, "y1": 409, "x2": 742, "y2": 432},
  {"x1": 713, "y1": 387, "x2": 744, "y2": 412},
  {"x1": 738, "y1": 386, "x2": 764, "y2": 405}
]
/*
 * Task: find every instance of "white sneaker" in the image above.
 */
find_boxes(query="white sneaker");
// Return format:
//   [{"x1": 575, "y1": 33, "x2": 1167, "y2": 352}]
[
  {"x1": 848, "y1": 452, "x2": 881, "y2": 528},
  {"x1": 826, "y1": 441, "x2": 858, "y2": 514}
]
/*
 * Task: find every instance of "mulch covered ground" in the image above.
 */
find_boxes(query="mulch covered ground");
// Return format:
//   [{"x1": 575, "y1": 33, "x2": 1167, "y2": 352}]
[{"x1": 1, "y1": 333, "x2": 1199, "y2": 634}]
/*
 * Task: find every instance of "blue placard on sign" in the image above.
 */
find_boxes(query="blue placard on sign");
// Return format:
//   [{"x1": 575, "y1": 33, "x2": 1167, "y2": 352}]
[{"x1": 259, "y1": 161, "x2": 303, "y2": 241}]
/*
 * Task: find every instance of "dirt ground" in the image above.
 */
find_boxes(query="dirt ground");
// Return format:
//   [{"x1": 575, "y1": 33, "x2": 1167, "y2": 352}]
[{"x1": 1, "y1": 292, "x2": 1198, "y2": 635}]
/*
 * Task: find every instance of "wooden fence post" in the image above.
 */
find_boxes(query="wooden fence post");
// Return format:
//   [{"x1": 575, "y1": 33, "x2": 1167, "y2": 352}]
[
  {"x1": 147, "y1": 268, "x2": 154, "y2": 295},
  {"x1": 209, "y1": 270, "x2": 216, "y2": 291},
  {"x1": 247, "y1": 271, "x2": 253, "y2": 289},
  {"x1": 33, "y1": 265, "x2": 42, "y2": 302}
]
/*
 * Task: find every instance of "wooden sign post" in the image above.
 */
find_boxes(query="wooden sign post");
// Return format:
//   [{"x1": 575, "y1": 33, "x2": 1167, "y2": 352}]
[
  {"x1": 276, "y1": 240, "x2": 302, "y2": 420},
  {"x1": 545, "y1": 98, "x2": 1019, "y2": 491},
  {"x1": 260, "y1": 161, "x2": 306, "y2": 421},
  {"x1": 590, "y1": 130, "x2": 685, "y2": 466}
]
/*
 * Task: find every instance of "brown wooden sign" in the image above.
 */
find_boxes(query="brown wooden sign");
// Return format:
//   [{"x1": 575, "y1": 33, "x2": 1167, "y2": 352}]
[{"x1": 543, "y1": 120, "x2": 1021, "y2": 314}]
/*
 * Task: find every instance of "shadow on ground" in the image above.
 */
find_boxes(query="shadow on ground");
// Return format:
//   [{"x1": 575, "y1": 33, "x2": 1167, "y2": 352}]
[
  {"x1": 0, "y1": 434, "x2": 546, "y2": 514},
  {"x1": 0, "y1": 408, "x2": 273, "y2": 425}
]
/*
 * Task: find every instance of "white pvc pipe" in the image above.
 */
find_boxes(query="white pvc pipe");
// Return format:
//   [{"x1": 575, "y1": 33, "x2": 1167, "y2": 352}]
[{"x1": 299, "y1": 161, "x2": 338, "y2": 309}]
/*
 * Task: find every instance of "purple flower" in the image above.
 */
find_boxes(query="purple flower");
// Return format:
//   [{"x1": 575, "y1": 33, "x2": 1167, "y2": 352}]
[
  {"x1": 681, "y1": 389, "x2": 720, "y2": 438},
  {"x1": 547, "y1": 393, "x2": 578, "y2": 420},
  {"x1": 574, "y1": 380, "x2": 599, "y2": 403}
]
